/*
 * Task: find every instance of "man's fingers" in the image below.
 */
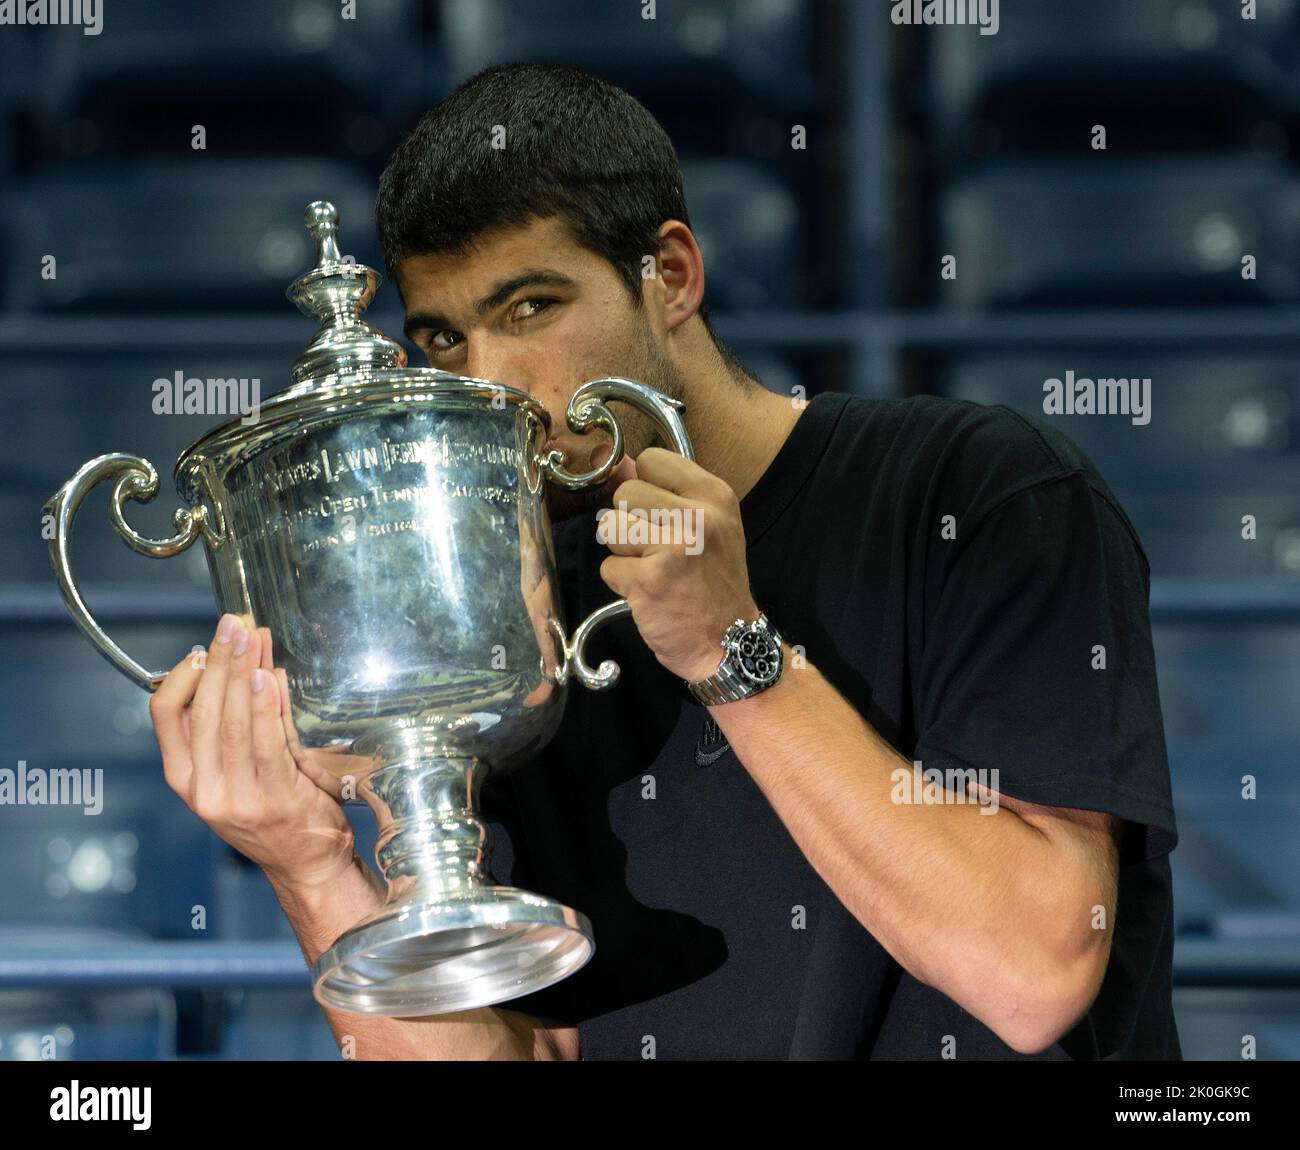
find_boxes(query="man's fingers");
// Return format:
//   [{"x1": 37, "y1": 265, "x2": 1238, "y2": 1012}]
[
  {"x1": 293, "y1": 748, "x2": 350, "y2": 802},
  {"x1": 598, "y1": 506, "x2": 656, "y2": 557},
  {"x1": 253, "y1": 624, "x2": 295, "y2": 790},
  {"x1": 608, "y1": 478, "x2": 691, "y2": 519},
  {"x1": 186, "y1": 614, "x2": 240, "y2": 790},
  {"x1": 631, "y1": 446, "x2": 717, "y2": 497},
  {"x1": 149, "y1": 644, "x2": 207, "y2": 794},
  {"x1": 274, "y1": 667, "x2": 306, "y2": 758},
  {"x1": 598, "y1": 501, "x2": 700, "y2": 557},
  {"x1": 216, "y1": 622, "x2": 262, "y2": 796},
  {"x1": 261, "y1": 628, "x2": 299, "y2": 735},
  {"x1": 250, "y1": 661, "x2": 296, "y2": 795}
]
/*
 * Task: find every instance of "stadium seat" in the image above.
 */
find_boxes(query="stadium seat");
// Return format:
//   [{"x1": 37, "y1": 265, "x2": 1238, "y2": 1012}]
[
  {"x1": 937, "y1": 158, "x2": 1300, "y2": 307},
  {"x1": 1174, "y1": 988, "x2": 1300, "y2": 1060},
  {"x1": 0, "y1": 748, "x2": 218, "y2": 936},
  {"x1": 1166, "y1": 738, "x2": 1300, "y2": 922},
  {"x1": 0, "y1": 927, "x2": 176, "y2": 1060},
  {"x1": 1106, "y1": 491, "x2": 1300, "y2": 579},
  {"x1": 1157, "y1": 619, "x2": 1300, "y2": 934},
  {"x1": 25, "y1": 0, "x2": 425, "y2": 164},
  {"x1": 682, "y1": 159, "x2": 805, "y2": 308},
  {"x1": 5, "y1": 350, "x2": 290, "y2": 583},
  {"x1": 3, "y1": 160, "x2": 380, "y2": 312},
  {"x1": 927, "y1": 0, "x2": 1300, "y2": 159},
  {"x1": 439, "y1": 0, "x2": 816, "y2": 109}
]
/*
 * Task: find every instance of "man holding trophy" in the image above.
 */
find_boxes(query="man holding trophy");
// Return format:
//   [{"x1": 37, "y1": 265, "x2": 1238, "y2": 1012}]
[{"x1": 131, "y1": 63, "x2": 1179, "y2": 1060}]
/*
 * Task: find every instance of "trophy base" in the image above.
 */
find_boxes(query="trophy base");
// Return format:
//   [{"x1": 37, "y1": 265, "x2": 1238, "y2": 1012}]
[{"x1": 310, "y1": 885, "x2": 594, "y2": 1017}]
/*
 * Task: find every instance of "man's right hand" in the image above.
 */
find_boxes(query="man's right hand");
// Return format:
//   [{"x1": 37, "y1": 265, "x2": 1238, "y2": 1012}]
[
  {"x1": 146, "y1": 613, "x2": 577, "y2": 1059},
  {"x1": 148, "y1": 613, "x2": 360, "y2": 892}
]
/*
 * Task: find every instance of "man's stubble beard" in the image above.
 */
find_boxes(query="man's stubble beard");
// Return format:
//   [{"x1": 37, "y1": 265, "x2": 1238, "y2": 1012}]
[{"x1": 543, "y1": 315, "x2": 688, "y2": 523}]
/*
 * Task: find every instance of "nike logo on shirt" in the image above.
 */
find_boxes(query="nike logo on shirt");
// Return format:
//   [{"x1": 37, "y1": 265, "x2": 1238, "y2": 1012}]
[{"x1": 695, "y1": 715, "x2": 732, "y2": 766}]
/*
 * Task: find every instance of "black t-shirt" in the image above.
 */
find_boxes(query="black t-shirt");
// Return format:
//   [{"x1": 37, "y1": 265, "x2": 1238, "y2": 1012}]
[{"x1": 480, "y1": 389, "x2": 1181, "y2": 1060}]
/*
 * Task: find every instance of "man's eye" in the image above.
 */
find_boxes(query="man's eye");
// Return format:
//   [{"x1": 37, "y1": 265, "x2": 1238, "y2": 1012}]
[
  {"x1": 429, "y1": 330, "x2": 463, "y2": 353},
  {"x1": 510, "y1": 297, "x2": 555, "y2": 321}
]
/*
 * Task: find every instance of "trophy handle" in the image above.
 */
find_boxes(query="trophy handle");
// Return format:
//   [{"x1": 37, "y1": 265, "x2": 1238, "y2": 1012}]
[
  {"x1": 43, "y1": 453, "x2": 220, "y2": 693},
  {"x1": 540, "y1": 378, "x2": 695, "y2": 691}
]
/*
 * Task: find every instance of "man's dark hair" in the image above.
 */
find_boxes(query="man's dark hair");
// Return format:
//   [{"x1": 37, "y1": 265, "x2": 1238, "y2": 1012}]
[{"x1": 375, "y1": 61, "x2": 747, "y2": 377}]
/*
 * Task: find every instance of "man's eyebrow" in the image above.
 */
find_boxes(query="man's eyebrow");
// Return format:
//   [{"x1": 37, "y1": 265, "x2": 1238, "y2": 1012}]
[
  {"x1": 403, "y1": 310, "x2": 447, "y2": 342},
  {"x1": 473, "y1": 270, "x2": 577, "y2": 317},
  {"x1": 403, "y1": 270, "x2": 577, "y2": 341}
]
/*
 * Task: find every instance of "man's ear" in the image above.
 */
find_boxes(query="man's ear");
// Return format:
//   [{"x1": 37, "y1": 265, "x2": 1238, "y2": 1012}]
[{"x1": 653, "y1": 220, "x2": 706, "y2": 334}]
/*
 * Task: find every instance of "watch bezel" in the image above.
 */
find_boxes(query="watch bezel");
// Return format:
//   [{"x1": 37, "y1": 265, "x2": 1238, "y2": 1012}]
[
  {"x1": 686, "y1": 613, "x2": 784, "y2": 704},
  {"x1": 730, "y1": 619, "x2": 782, "y2": 685}
]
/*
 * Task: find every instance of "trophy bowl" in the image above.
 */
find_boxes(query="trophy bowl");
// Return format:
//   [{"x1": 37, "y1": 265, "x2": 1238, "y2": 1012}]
[{"x1": 42, "y1": 202, "x2": 693, "y2": 1017}]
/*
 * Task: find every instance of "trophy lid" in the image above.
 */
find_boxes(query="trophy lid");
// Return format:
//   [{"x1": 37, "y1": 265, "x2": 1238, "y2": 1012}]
[{"x1": 286, "y1": 201, "x2": 407, "y2": 384}]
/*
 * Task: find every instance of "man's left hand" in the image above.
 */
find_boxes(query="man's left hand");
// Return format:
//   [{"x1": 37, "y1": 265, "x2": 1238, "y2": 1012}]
[{"x1": 597, "y1": 446, "x2": 759, "y2": 684}]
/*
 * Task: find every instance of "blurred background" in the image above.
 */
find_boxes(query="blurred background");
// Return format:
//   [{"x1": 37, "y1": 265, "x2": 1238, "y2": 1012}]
[{"x1": 0, "y1": 0, "x2": 1297, "y2": 1060}]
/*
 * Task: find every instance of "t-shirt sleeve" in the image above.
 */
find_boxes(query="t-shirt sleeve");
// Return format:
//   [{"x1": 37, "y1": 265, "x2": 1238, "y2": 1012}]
[{"x1": 911, "y1": 471, "x2": 1179, "y2": 863}]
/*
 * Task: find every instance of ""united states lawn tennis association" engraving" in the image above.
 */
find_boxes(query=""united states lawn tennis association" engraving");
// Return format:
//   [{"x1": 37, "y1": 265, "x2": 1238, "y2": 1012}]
[
  {"x1": 256, "y1": 434, "x2": 522, "y2": 551},
  {"x1": 265, "y1": 434, "x2": 523, "y2": 492}
]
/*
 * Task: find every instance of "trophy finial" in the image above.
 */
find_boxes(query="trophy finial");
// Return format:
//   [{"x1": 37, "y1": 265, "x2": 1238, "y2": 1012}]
[
  {"x1": 286, "y1": 200, "x2": 407, "y2": 383},
  {"x1": 304, "y1": 200, "x2": 343, "y2": 264}
]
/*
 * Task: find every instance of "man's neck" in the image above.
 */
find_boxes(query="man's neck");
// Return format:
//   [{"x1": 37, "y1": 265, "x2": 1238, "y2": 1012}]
[{"x1": 682, "y1": 369, "x2": 804, "y2": 502}]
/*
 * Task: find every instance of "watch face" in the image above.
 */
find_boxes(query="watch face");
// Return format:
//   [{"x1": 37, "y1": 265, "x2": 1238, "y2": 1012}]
[{"x1": 735, "y1": 627, "x2": 781, "y2": 684}]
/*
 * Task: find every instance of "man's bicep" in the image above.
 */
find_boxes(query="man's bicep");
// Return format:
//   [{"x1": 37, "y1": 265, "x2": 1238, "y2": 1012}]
[{"x1": 914, "y1": 473, "x2": 1179, "y2": 862}]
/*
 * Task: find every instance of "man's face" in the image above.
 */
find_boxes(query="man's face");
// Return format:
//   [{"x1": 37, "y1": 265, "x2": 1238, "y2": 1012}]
[{"x1": 395, "y1": 215, "x2": 686, "y2": 520}]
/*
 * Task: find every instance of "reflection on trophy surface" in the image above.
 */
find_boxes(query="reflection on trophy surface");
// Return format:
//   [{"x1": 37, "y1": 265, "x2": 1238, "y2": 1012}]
[{"x1": 43, "y1": 201, "x2": 694, "y2": 1017}]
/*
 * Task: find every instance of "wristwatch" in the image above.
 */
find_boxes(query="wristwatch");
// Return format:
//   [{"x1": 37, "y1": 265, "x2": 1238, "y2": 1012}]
[{"x1": 685, "y1": 612, "x2": 785, "y2": 706}]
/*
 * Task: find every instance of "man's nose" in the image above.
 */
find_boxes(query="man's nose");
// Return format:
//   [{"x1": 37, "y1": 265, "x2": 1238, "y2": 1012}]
[{"x1": 464, "y1": 338, "x2": 531, "y2": 394}]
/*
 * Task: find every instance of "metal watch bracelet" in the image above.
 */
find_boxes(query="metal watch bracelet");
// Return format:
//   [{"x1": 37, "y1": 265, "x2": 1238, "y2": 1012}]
[{"x1": 686, "y1": 613, "x2": 784, "y2": 706}]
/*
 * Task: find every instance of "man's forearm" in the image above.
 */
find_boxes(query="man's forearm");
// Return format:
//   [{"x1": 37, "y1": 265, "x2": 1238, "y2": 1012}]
[
  {"x1": 709, "y1": 647, "x2": 1098, "y2": 1051},
  {"x1": 266, "y1": 857, "x2": 554, "y2": 1060}
]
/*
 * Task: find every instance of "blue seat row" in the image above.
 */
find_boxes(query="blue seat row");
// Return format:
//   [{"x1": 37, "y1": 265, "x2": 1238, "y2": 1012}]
[
  {"x1": 927, "y1": 0, "x2": 1300, "y2": 161},
  {"x1": 1, "y1": 156, "x2": 804, "y2": 314},
  {"x1": 937, "y1": 158, "x2": 1300, "y2": 307}
]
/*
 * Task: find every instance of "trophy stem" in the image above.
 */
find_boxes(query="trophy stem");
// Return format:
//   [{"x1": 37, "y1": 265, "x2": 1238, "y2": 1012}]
[
  {"x1": 309, "y1": 741, "x2": 594, "y2": 1017},
  {"x1": 370, "y1": 755, "x2": 492, "y2": 904}
]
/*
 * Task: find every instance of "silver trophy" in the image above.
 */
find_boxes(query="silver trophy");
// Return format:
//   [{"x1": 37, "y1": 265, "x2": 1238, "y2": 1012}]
[{"x1": 43, "y1": 201, "x2": 693, "y2": 1017}]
